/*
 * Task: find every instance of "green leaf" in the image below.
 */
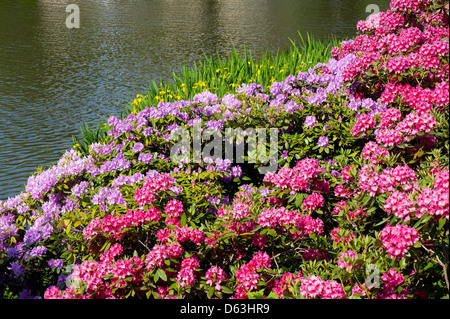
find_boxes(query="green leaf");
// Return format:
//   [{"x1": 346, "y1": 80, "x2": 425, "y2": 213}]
[
  {"x1": 157, "y1": 268, "x2": 167, "y2": 281},
  {"x1": 180, "y1": 213, "x2": 187, "y2": 226},
  {"x1": 295, "y1": 194, "x2": 304, "y2": 207},
  {"x1": 207, "y1": 286, "x2": 215, "y2": 299},
  {"x1": 438, "y1": 218, "x2": 447, "y2": 230},
  {"x1": 221, "y1": 286, "x2": 233, "y2": 294}
]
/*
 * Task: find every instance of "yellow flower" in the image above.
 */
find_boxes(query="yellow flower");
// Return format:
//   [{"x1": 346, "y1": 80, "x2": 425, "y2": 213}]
[
  {"x1": 216, "y1": 69, "x2": 221, "y2": 73},
  {"x1": 270, "y1": 66, "x2": 274, "y2": 69}
]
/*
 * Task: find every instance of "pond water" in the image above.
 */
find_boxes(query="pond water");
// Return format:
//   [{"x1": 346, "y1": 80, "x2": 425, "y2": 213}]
[{"x1": 0, "y1": 0, "x2": 390, "y2": 200}]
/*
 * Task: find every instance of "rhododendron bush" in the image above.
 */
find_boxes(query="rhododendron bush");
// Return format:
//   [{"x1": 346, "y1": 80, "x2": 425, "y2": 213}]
[{"x1": 0, "y1": 0, "x2": 448, "y2": 299}]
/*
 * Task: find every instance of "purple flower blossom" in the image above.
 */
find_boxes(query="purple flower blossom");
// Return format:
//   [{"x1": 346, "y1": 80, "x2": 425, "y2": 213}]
[
  {"x1": 304, "y1": 116, "x2": 317, "y2": 128},
  {"x1": 0, "y1": 213, "x2": 18, "y2": 243},
  {"x1": 318, "y1": 136, "x2": 330, "y2": 148},
  {"x1": 215, "y1": 158, "x2": 232, "y2": 172},
  {"x1": 256, "y1": 93, "x2": 270, "y2": 102},
  {"x1": 42, "y1": 193, "x2": 61, "y2": 219},
  {"x1": 206, "y1": 119, "x2": 224, "y2": 131},
  {"x1": 331, "y1": 170, "x2": 341, "y2": 177},
  {"x1": 30, "y1": 245, "x2": 47, "y2": 258},
  {"x1": 237, "y1": 83, "x2": 263, "y2": 96},
  {"x1": 143, "y1": 127, "x2": 153, "y2": 136},
  {"x1": 112, "y1": 152, "x2": 131, "y2": 171},
  {"x1": 24, "y1": 229, "x2": 42, "y2": 245},
  {"x1": 48, "y1": 259, "x2": 64, "y2": 269},
  {"x1": 222, "y1": 94, "x2": 242, "y2": 109},
  {"x1": 9, "y1": 261, "x2": 26, "y2": 277},
  {"x1": 207, "y1": 196, "x2": 221, "y2": 206},
  {"x1": 284, "y1": 100, "x2": 300, "y2": 113},
  {"x1": 138, "y1": 153, "x2": 153, "y2": 164},
  {"x1": 270, "y1": 82, "x2": 284, "y2": 95},
  {"x1": 231, "y1": 165, "x2": 243, "y2": 178},
  {"x1": 71, "y1": 181, "x2": 90, "y2": 197},
  {"x1": 169, "y1": 186, "x2": 183, "y2": 195},
  {"x1": 132, "y1": 142, "x2": 145, "y2": 153},
  {"x1": 307, "y1": 87, "x2": 327, "y2": 105},
  {"x1": 193, "y1": 90, "x2": 219, "y2": 105},
  {"x1": 259, "y1": 188, "x2": 270, "y2": 197},
  {"x1": 26, "y1": 169, "x2": 58, "y2": 201},
  {"x1": 7, "y1": 247, "x2": 20, "y2": 258}
]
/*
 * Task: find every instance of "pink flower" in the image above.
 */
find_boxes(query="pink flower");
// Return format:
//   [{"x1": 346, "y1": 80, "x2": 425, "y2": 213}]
[
  {"x1": 145, "y1": 244, "x2": 169, "y2": 269},
  {"x1": 176, "y1": 268, "x2": 195, "y2": 288},
  {"x1": 351, "y1": 283, "x2": 368, "y2": 297},
  {"x1": 341, "y1": 166, "x2": 355, "y2": 182},
  {"x1": 380, "y1": 224, "x2": 419, "y2": 259},
  {"x1": 321, "y1": 280, "x2": 346, "y2": 299},
  {"x1": 379, "y1": 108, "x2": 402, "y2": 129},
  {"x1": 302, "y1": 193, "x2": 325, "y2": 212},
  {"x1": 376, "y1": 129, "x2": 403, "y2": 147},
  {"x1": 205, "y1": 266, "x2": 228, "y2": 291},
  {"x1": 362, "y1": 141, "x2": 390, "y2": 164},
  {"x1": 164, "y1": 199, "x2": 184, "y2": 218},
  {"x1": 416, "y1": 187, "x2": 449, "y2": 219},
  {"x1": 300, "y1": 275, "x2": 325, "y2": 298},
  {"x1": 352, "y1": 113, "x2": 376, "y2": 137},
  {"x1": 384, "y1": 190, "x2": 417, "y2": 221},
  {"x1": 180, "y1": 256, "x2": 200, "y2": 270}
]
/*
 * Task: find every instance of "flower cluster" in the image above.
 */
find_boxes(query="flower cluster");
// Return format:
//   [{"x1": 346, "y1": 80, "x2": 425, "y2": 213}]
[
  {"x1": 83, "y1": 208, "x2": 161, "y2": 240},
  {"x1": 380, "y1": 224, "x2": 419, "y2": 260}
]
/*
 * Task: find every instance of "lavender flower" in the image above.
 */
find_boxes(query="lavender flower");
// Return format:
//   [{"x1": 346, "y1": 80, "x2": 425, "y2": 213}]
[
  {"x1": 237, "y1": 83, "x2": 263, "y2": 96},
  {"x1": 132, "y1": 142, "x2": 145, "y2": 153},
  {"x1": 231, "y1": 165, "x2": 243, "y2": 178},
  {"x1": 331, "y1": 170, "x2": 341, "y2": 178},
  {"x1": 0, "y1": 213, "x2": 18, "y2": 243},
  {"x1": 304, "y1": 116, "x2": 317, "y2": 128},
  {"x1": 318, "y1": 136, "x2": 330, "y2": 148},
  {"x1": 169, "y1": 186, "x2": 183, "y2": 195},
  {"x1": 193, "y1": 90, "x2": 219, "y2": 105},
  {"x1": 9, "y1": 261, "x2": 26, "y2": 277},
  {"x1": 71, "y1": 181, "x2": 90, "y2": 197},
  {"x1": 142, "y1": 127, "x2": 153, "y2": 136},
  {"x1": 48, "y1": 259, "x2": 64, "y2": 269},
  {"x1": 215, "y1": 158, "x2": 232, "y2": 172},
  {"x1": 284, "y1": 100, "x2": 300, "y2": 113},
  {"x1": 7, "y1": 247, "x2": 20, "y2": 258},
  {"x1": 23, "y1": 229, "x2": 42, "y2": 245},
  {"x1": 222, "y1": 94, "x2": 242, "y2": 109},
  {"x1": 206, "y1": 119, "x2": 224, "y2": 131},
  {"x1": 259, "y1": 188, "x2": 270, "y2": 197},
  {"x1": 30, "y1": 245, "x2": 47, "y2": 258}
]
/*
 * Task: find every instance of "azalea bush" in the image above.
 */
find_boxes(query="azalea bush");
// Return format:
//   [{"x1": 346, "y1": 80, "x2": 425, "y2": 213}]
[{"x1": 0, "y1": 0, "x2": 448, "y2": 299}]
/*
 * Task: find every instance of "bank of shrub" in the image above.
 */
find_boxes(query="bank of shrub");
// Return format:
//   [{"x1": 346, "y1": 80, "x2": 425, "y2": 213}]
[{"x1": 0, "y1": 0, "x2": 448, "y2": 299}]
